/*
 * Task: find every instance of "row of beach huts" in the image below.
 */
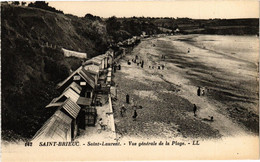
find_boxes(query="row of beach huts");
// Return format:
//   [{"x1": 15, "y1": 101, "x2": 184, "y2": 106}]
[{"x1": 32, "y1": 36, "x2": 141, "y2": 142}]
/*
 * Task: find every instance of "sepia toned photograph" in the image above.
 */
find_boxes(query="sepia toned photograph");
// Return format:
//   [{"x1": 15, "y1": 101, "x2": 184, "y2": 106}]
[{"x1": 1, "y1": 0, "x2": 259, "y2": 161}]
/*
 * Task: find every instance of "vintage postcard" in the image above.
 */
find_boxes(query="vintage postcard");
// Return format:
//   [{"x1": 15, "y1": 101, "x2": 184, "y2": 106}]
[{"x1": 1, "y1": 0, "x2": 259, "y2": 161}]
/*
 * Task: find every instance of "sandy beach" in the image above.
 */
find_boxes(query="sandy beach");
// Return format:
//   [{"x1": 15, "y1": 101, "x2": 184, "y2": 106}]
[{"x1": 113, "y1": 35, "x2": 259, "y2": 140}]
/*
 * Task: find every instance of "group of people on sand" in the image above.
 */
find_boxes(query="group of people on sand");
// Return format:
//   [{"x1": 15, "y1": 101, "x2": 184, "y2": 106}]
[
  {"x1": 193, "y1": 86, "x2": 213, "y2": 121},
  {"x1": 148, "y1": 64, "x2": 165, "y2": 70},
  {"x1": 113, "y1": 62, "x2": 121, "y2": 72},
  {"x1": 127, "y1": 54, "x2": 166, "y2": 71},
  {"x1": 128, "y1": 55, "x2": 145, "y2": 68},
  {"x1": 119, "y1": 93, "x2": 138, "y2": 121},
  {"x1": 197, "y1": 86, "x2": 207, "y2": 96}
]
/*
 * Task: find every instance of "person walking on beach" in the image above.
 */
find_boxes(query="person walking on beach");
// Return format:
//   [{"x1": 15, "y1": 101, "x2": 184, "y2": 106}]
[
  {"x1": 114, "y1": 65, "x2": 117, "y2": 72},
  {"x1": 132, "y1": 110, "x2": 138, "y2": 121},
  {"x1": 197, "y1": 87, "x2": 201, "y2": 96},
  {"x1": 120, "y1": 104, "x2": 126, "y2": 117},
  {"x1": 131, "y1": 98, "x2": 135, "y2": 106},
  {"x1": 99, "y1": 118, "x2": 106, "y2": 130},
  {"x1": 193, "y1": 104, "x2": 197, "y2": 116},
  {"x1": 201, "y1": 88, "x2": 205, "y2": 96},
  {"x1": 126, "y1": 94, "x2": 130, "y2": 104}
]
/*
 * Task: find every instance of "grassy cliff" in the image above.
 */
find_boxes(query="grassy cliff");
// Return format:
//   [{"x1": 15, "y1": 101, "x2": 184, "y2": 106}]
[{"x1": 1, "y1": 4, "x2": 110, "y2": 140}]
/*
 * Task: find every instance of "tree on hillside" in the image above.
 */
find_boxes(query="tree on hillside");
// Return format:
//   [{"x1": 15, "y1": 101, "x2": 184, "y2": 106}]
[
  {"x1": 28, "y1": 1, "x2": 64, "y2": 14},
  {"x1": 106, "y1": 16, "x2": 121, "y2": 32},
  {"x1": 84, "y1": 13, "x2": 102, "y2": 21},
  {"x1": 11, "y1": 1, "x2": 19, "y2": 5},
  {"x1": 21, "y1": 2, "x2": 26, "y2": 6}
]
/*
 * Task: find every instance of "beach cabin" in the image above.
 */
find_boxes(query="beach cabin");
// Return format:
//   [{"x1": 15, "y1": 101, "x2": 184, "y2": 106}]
[
  {"x1": 63, "y1": 82, "x2": 82, "y2": 95},
  {"x1": 106, "y1": 50, "x2": 114, "y2": 67},
  {"x1": 92, "y1": 55, "x2": 107, "y2": 70},
  {"x1": 106, "y1": 67, "x2": 112, "y2": 85},
  {"x1": 45, "y1": 87, "x2": 80, "y2": 108},
  {"x1": 84, "y1": 107, "x2": 97, "y2": 126},
  {"x1": 59, "y1": 98, "x2": 81, "y2": 140},
  {"x1": 56, "y1": 66, "x2": 96, "y2": 99},
  {"x1": 83, "y1": 58, "x2": 102, "y2": 71},
  {"x1": 83, "y1": 65, "x2": 99, "y2": 85},
  {"x1": 32, "y1": 110, "x2": 72, "y2": 142},
  {"x1": 33, "y1": 98, "x2": 82, "y2": 142}
]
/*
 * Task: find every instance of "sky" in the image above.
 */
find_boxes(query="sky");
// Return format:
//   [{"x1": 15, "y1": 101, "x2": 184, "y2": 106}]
[{"x1": 48, "y1": 0, "x2": 259, "y2": 19}]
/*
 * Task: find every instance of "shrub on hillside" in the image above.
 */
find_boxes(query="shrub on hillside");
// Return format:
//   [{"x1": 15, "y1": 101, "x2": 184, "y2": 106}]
[{"x1": 28, "y1": 1, "x2": 64, "y2": 14}]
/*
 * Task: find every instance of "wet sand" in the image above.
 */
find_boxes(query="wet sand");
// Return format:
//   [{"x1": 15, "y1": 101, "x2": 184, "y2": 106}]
[{"x1": 113, "y1": 35, "x2": 259, "y2": 140}]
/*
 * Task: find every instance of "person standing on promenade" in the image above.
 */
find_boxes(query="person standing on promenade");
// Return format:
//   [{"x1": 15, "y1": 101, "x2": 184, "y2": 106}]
[
  {"x1": 141, "y1": 60, "x2": 144, "y2": 68},
  {"x1": 197, "y1": 87, "x2": 201, "y2": 96},
  {"x1": 126, "y1": 94, "x2": 130, "y2": 104},
  {"x1": 193, "y1": 104, "x2": 197, "y2": 116},
  {"x1": 120, "y1": 104, "x2": 126, "y2": 117},
  {"x1": 133, "y1": 109, "x2": 138, "y2": 121}
]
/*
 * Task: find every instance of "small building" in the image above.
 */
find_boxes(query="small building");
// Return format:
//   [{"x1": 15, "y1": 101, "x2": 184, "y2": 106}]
[
  {"x1": 63, "y1": 82, "x2": 82, "y2": 95},
  {"x1": 33, "y1": 98, "x2": 82, "y2": 142},
  {"x1": 106, "y1": 68, "x2": 112, "y2": 85},
  {"x1": 59, "y1": 98, "x2": 81, "y2": 139},
  {"x1": 32, "y1": 110, "x2": 73, "y2": 142},
  {"x1": 56, "y1": 66, "x2": 96, "y2": 99},
  {"x1": 83, "y1": 65, "x2": 99, "y2": 84},
  {"x1": 84, "y1": 107, "x2": 97, "y2": 126},
  {"x1": 46, "y1": 87, "x2": 80, "y2": 108},
  {"x1": 61, "y1": 48, "x2": 87, "y2": 59},
  {"x1": 83, "y1": 58, "x2": 102, "y2": 71},
  {"x1": 94, "y1": 54, "x2": 109, "y2": 70},
  {"x1": 106, "y1": 50, "x2": 114, "y2": 68}
]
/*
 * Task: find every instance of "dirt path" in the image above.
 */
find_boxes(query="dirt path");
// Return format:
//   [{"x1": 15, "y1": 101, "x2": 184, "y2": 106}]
[{"x1": 113, "y1": 35, "x2": 258, "y2": 140}]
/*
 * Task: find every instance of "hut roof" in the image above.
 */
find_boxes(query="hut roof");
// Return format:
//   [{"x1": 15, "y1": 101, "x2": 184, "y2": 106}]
[
  {"x1": 57, "y1": 66, "x2": 96, "y2": 90},
  {"x1": 105, "y1": 50, "x2": 113, "y2": 57},
  {"x1": 79, "y1": 68, "x2": 96, "y2": 88},
  {"x1": 46, "y1": 88, "x2": 80, "y2": 108},
  {"x1": 45, "y1": 102, "x2": 63, "y2": 108},
  {"x1": 63, "y1": 82, "x2": 82, "y2": 94},
  {"x1": 83, "y1": 65, "x2": 99, "y2": 75},
  {"x1": 84, "y1": 59, "x2": 101, "y2": 66},
  {"x1": 95, "y1": 54, "x2": 107, "y2": 60},
  {"x1": 107, "y1": 77, "x2": 111, "y2": 82},
  {"x1": 32, "y1": 110, "x2": 72, "y2": 141},
  {"x1": 56, "y1": 66, "x2": 81, "y2": 89},
  {"x1": 107, "y1": 71, "x2": 112, "y2": 77},
  {"x1": 60, "y1": 98, "x2": 81, "y2": 119},
  {"x1": 76, "y1": 97, "x2": 92, "y2": 106}
]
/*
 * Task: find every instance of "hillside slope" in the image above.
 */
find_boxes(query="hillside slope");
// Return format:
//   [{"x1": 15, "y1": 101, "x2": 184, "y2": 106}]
[{"x1": 1, "y1": 4, "x2": 109, "y2": 140}]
